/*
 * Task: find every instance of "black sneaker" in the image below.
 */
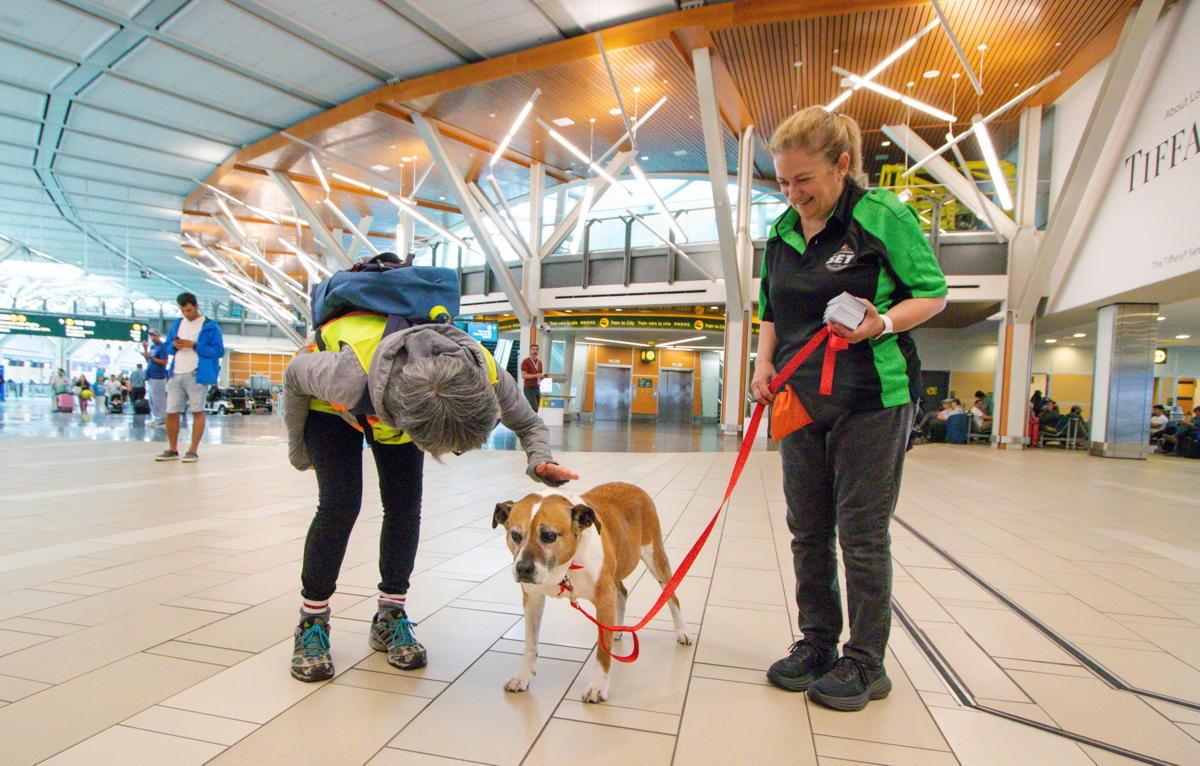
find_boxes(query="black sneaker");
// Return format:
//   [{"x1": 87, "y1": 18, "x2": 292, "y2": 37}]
[
  {"x1": 807, "y1": 656, "x2": 891, "y2": 711},
  {"x1": 766, "y1": 640, "x2": 837, "y2": 692},
  {"x1": 369, "y1": 607, "x2": 427, "y2": 670},
  {"x1": 290, "y1": 613, "x2": 334, "y2": 682}
]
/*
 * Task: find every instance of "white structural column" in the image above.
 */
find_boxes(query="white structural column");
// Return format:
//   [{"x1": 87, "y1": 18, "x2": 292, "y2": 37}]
[
  {"x1": 881, "y1": 124, "x2": 1017, "y2": 241},
  {"x1": 345, "y1": 215, "x2": 374, "y2": 260},
  {"x1": 266, "y1": 170, "x2": 353, "y2": 269},
  {"x1": 1017, "y1": 0, "x2": 1169, "y2": 321},
  {"x1": 538, "y1": 152, "x2": 633, "y2": 259},
  {"x1": 1090, "y1": 304, "x2": 1158, "y2": 458},
  {"x1": 523, "y1": 163, "x2": 546, "y2": 353},
  {"x1": 396, "y1": 210, "x2": 413, "y2": 258},
  {"x1": 720, "y1": 127, "x2": 757, "y2": 435},
  {"x1": 412, "y1": 113, "x2": 532, "y2": 326},
  {"x1": 992, "y1": 107, "x2": 1043, "y2": 449}
]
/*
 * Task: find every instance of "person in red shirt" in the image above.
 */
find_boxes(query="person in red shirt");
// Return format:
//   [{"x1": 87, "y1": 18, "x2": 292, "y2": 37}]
[{"x1": 519, "y1": 344, "x2": 544, "y2": 412}]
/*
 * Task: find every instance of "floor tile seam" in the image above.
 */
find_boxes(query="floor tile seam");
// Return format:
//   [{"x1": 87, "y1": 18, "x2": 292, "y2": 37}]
[
  {"x1": 111, "y1": 720, "x2": 243, "y2": 749},
  {"x1": 812, "y1": 731, "x2": 960, "y2": 756},
  {"x1": 380, "y1": 744, "x2": 501, "y2": 765},
  {"x1": 550, "y1": 702, "x2": 682, "y2": 737}
]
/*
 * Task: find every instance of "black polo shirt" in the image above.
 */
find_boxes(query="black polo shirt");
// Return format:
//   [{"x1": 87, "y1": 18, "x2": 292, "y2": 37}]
[{"x1": 759, "y1": 182, "x2": 947, "y2": 410}]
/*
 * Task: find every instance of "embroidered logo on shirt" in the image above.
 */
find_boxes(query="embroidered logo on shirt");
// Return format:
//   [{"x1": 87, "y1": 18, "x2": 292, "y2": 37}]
[{"x1": 825, "y1": 243, "x2": 857, "y2": 272}]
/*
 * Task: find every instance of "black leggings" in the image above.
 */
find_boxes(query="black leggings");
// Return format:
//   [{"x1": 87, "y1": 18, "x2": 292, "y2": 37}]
[{"x1": 301, "y1": 410, "x2": 424, "y2": 601}]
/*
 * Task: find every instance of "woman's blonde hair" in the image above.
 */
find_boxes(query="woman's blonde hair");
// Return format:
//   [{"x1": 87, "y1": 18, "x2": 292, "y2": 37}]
[{"x1": 769, "y1": 107, "x2": 866, "y2": 186}]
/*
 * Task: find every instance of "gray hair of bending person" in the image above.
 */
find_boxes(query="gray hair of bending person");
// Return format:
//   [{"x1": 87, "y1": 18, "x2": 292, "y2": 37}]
[{"x1": 387, "y1": 354, "x2": 499, "y2": 458}]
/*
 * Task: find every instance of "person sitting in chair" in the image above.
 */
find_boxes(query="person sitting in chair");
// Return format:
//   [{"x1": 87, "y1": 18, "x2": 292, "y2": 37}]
[{"x1": 969, "y1": 398, "x2": 992, "y2": 434}]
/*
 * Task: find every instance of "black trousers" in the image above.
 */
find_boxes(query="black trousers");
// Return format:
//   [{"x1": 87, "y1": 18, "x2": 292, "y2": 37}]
[
  {"x1": 524, "y1": 386, "x2": 541, "y2": 412},
  {"x1": 781, "y1": 396, "x2": 915, "y2": 668},
  {"x1": 301, "y1": 410, "x2": 424, "y2": 601}
]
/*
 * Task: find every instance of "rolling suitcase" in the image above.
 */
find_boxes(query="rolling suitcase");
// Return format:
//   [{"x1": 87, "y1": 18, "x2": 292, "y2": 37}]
[
  {"x1": 133, "y1": 398, "x2": 151, "y2": 415},
  {"x1": 56, "y1": 393, "x2": 74, "y2": 412}
]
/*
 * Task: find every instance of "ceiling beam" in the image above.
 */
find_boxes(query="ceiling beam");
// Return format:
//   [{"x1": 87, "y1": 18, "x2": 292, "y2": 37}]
[
  {"x1": 694, "y1": 46, "x2": 742, "y2": 316},
  {"x1": 374, "y1": 104, "x2": 570, "y2": 183},
  {"x1": 225, "y1": 164, "x2": 461, "y2": 214},
  {"x1": 669, "y1": 27, "x2": 754, "y2": 135},
  {"x1": 189, "y1": 0, "x2": 920, "y2": 196},
  {"x1": 376, "y1": 0, "x2": 485, "y2": 63}
]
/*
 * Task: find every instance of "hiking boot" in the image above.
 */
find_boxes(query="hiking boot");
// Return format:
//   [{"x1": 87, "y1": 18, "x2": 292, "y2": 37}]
[
  {"x1": 766, "y1": 640, "x2": 837, "y2": 692},
  {"x1": 290, "y1": 613, "x2": 334, "y2": 683},
  {"x1": 370, "y1": 607, "x2": 427, "y2": 670},
  {"x1": 181, "y1": 451, "x2": 199, "y2": 463},
  {"x1": 807, "y1": 656, "x2": 891, "y2": 711},
  {"x1": 154, "y1": 450, "x2": 178, "y2": 461}
]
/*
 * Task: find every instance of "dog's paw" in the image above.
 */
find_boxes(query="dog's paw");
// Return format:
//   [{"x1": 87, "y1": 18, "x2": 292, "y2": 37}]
[
  {"x1": 581, "y1": 678, "x2": 609, "y2": 704},
  {"x1": 504, "y1": 673, "x2": 532, "y2": 692},
  {"x1": 676, "y1": 631, "x2": 693, "y2": 646}
]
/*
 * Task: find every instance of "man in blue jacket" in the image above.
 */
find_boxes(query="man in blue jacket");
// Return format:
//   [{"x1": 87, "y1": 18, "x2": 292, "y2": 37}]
[{"x1": 156, "y1": 292, "x2": 225, "y2": 463}]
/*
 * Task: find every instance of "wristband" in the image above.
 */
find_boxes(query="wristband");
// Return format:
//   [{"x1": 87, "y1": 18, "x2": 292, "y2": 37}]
[{"x1": 875, "y1": 313, "x2": 894, "y2": 338}]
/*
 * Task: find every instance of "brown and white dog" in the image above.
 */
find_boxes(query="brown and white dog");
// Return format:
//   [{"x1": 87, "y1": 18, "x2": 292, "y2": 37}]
[{"x1": 492, "y1": 482, "x2": 691, "y2": 703}]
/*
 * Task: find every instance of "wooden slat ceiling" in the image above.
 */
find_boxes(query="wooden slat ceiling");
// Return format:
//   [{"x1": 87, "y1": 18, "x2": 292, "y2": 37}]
[{"x1": 714, "y1": 0, "x2": 1130, "y2": 174}]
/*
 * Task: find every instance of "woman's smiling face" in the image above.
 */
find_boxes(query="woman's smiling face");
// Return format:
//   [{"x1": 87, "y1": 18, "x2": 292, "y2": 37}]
[{"x1": 773, "y1": 147, "x2": 849, "y2": 222}]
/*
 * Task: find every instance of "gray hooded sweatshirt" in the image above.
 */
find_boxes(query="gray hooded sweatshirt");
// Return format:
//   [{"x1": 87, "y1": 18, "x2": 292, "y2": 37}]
[{"x1": 284, "y1": 323, "x2": 561, "y2": 485}]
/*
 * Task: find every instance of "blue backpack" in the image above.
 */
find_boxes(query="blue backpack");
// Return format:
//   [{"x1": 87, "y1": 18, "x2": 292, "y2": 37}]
[{"x1": 310, "y1": 253, "x2": 460, "y2": 352}]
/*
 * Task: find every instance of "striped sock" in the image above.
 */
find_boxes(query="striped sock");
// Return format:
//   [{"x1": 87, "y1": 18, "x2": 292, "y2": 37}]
[
  {"x1": 378, "y1": 593, "x2": 407, "y2": 614},
  {"x1": 302, "y1": 599, "x2": 330, "y2": 616}
]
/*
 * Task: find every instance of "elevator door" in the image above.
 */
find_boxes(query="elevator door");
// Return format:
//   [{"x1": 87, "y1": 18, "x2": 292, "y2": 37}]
[
  {"x1": 594, "y1": 366, "x2": 632, "y2": 420},
  {"x1": 658, "y1": 369, "x2": 694, "y2": 423}
]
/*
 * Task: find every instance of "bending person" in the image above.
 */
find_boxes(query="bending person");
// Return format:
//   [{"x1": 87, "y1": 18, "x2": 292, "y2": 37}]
[
  {"x1": 752, "y1": 107, "x2": 947, "y2": 711},
  {"x1": 283, "y1": 316, "x2": 578, "y2": 682}
]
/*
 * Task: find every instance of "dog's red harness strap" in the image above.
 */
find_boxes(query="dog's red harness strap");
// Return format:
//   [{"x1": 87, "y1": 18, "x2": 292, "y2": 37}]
[{"x1": 568, "y1": 328, "x2": 841, "y2": 661}]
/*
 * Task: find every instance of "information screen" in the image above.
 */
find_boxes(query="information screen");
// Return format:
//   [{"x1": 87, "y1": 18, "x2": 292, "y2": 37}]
[{"x1": 0, "y1": 310, "x2": 150, "y2": 343}]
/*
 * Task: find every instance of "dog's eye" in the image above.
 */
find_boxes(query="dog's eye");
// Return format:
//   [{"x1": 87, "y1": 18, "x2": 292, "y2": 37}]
[
  {"x1": 510, "y1": 529, "x2": 522, "y2": 544},
  {"x1": 540, "y1": 530, "x2": 558, "y2": 544}
]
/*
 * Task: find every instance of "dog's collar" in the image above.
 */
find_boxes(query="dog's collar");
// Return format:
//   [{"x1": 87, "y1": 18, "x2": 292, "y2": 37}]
[{"x1": 556, "y1": 563, "x2": 585, "y2": 599}]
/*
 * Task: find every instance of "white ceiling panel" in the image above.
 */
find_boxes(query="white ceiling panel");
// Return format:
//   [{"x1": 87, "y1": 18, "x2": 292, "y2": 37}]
[
  {"x1": 0, "y1": 186, "x2": 52, "y2": 203},
  {"x1": 113, "y1": 39, "x2": 317, "y2": 127},
  {"x1": 0, "y1": 144, "x2": 36, "y2": 165},
  {"x1": 163, "y1": 0, "x2": 375, "y2": 103},
  {"x1": 0, "y1": 164, "x2": 41, "y2": 187},
  {"x1": 59, "y1": 132, "x2": 216, "y2": 179},
  {"x1": 0, "y1": 198, "x2": 178, "y2": 229},
  {"x1": 57, "y1": 176, "x2": 183, "y2": 209},
  {"x1": 53, "y1": 156, "x2": 196, "y2": 194},
  {"x1": 80, "y1": 75, "x2": 269, "y2": 145},
  {"x1": 0, "y1": 40, "x2": 77, "y2": 89},
  {"x1": 563, "y1": 0, "x2": 675, "y2": 30},
  {"x1": 2, "y1": 0, "x2": 121, "y2": 59},
  {"x1": 91, "y1": 0, "x2": 152, "y2": 17},
  {"x1": 66, "y1": 196, "x2": 182, "y2": 220},
  {"x1": 256, "y1": 0, "x2": 462, "y2": 79},
  {"x1": 0, "y1": 81, "x2": 48, "y2": 119},
  {"x1": 68, "y1": 104, "x2": 235, "y2": 164},
  {"x1": 0, "y1": 113, "x2": 40, "y2": 146},
  {"x1": 430, "y1": 0, "x2": 559, "y2": 57}
]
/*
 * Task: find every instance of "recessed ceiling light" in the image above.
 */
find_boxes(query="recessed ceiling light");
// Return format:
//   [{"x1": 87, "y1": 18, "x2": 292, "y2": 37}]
[
  {"x1": 404, "y1": 156, "x2": 415, "y2": 161},
  {"x1": 489, "y1": 112, "x2": 496, "y2": 118},
  {"x1": 438, "y1": 196, "x2": 445, "y2": 200},
  {"x1": 1054, "y1": 41, "x2": 1062, "y2": 47},
  {"x1": 833, "y1": 48, "x2": 839, "y2": 54},
  {"x1": 881, "y1": 140, "x2": 891, "y2": 147},
  {"x1": 978, "y1": 44, "x2": 988, "y2": 52},
  {"x1": 662, "y1": 79, "x2": 668, "y2": 84},
  {"x1": 371, "y1": 164, "x2": 389, "y2": 171},
  {"x1": 608, "y1": 108, "x2": 622, "y2": 116},
  {"x1": 1073, "y1": 333, "x2": 1086, "y2": 338},
  {"x1": 793, "y1": 61, "x2": 803, "y2": 68},
  {"x1": 1044, "y1": 338, "x2": 1056, "y2": 344},
  {"x1": 1014, "y1": 83, "x2": 1020, "y2": 88},
  {"x1": 951, "y1": 73, "x2": 961, "y2": 80},
  {"x1": 673, "y1": 149, "x2": 688, "y2": 156},
  {"x1": 389, "y1": 144, "x2": 396, "y2": 149},
  {"x1": 589, "y1": 117, "x2": 597, "y2": 123},
  {"x1": 552, "y1": 117, "x2": 575, "y2": 127},
  {"x1": 906, "y1": 81, "x2": 915, "y2": 88},
  {"x1": 1177, "y1": 334, "x2": 1191, "y2": 339},
  {"x1": 615, "y1": 308, "x2": 623, "y2": 311},
  {"x1": 923, "y1": 69, "x2": 940, "y2": 78},
  {"x1": 640, "y1": 155, "x2": 649, "y2": 160},
  {"x1": 633, "y1": 86, "x2": 641, "y2": 93},
  {"x1": 710, "y1": 305, "x2": 719, "y2": 310},
  {"x1": 1157, "y1": 316, "x2": 1166, "y2": 321}
]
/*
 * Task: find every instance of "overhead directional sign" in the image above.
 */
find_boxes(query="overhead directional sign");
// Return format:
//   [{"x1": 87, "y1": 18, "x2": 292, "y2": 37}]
[
  {"x1": 0, "y1": 310, "x2": 149, "y2": 343},
  {"x1": 498, "y1": 314, "x2": 727, "y2": 333}
]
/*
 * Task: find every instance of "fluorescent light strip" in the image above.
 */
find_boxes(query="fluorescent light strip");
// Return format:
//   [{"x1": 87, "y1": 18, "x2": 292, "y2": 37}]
[
  {"x1": 545, "y1": 127, "x2": 634, "y2": 195},
  {"x1": 832, "y1": 67, "x2": 955, "y2": 122},
  {"x1": 490, "y1": 88, "x2": 541, "y2": 169},
  {"x1": 277, "y1": 238, "x2": 332, "y2": 277},
  {"x1": 594, "y1": 97, "x2": 668, "y2": 166},
  {"x1": 309, "y1": 154, "x2": 330, "y2": 193},
  {"x1": 571, "y1": 184, "x2": 594, "y2": 252},
  {"x1": 630, "y1": 163, "x2": 688, "y2": 242},
  {"x1": 904, "y1": 71, "x2": 1061, "y2": 176},
  {"x1": 583, "y1": 336, "x2": 650, "y2": 348},
  {"x1": 212, "y1": 196, "x2": 246, "y2": 238},
  {"x1": 388, "y1": 195, "x2": 478, "y2": 253},
  {"x1": 825, "y1": 19, "x2": 939, "y2": 111},
  {"x1": 671, "y1": 345, "x2": 725, "y2": 351},
  {"x1": 329, "y1": 172, "x2": 388, "y2": 196},
  {"x1": 972, "y1": 118, "x2": 1013, "y2": 211},
  {"x1": 657, "y1": 335, "x2": 707, "y2": 348}
]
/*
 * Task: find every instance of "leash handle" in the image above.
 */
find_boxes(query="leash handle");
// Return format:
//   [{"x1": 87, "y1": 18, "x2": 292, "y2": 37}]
[{"x1": 570, "y1": 328, "x2": 843, "y2": 659}]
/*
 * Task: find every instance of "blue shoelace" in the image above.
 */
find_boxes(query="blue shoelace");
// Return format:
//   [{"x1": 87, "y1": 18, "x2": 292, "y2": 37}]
[
  {"x1": 300, "y1": 623, "x2": 330, "y2": 659},
  {"x1": 391, "y1": 617, "x2": 420, "y2": 647}
]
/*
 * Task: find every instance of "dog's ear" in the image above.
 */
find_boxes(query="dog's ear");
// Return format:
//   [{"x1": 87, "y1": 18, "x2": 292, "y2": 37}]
[
  {"x1": 492, "y1": 501, "x2": 514, "y2": 529},
  {"x1": 570, "y1": 504, "x2": 602, "y2": 535}
]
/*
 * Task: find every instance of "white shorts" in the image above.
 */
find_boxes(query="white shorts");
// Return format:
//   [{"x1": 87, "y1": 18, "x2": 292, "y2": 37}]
[{"x1": 167, "y1": 371, "x2": 208, "y2": 413}]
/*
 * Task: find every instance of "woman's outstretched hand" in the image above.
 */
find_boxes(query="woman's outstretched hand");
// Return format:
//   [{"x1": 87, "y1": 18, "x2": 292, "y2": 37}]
[
  {"x1": 535, "y1": 463, "x2": 579, "y2": 483},
  {"x1": 827, "y1": 297, "x2": 885, "y2": 344}
]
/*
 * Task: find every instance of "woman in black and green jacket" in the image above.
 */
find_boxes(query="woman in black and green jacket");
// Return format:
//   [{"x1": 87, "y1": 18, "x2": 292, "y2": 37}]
[{"x1": 752, "y1": 107, "x2": 947, "y2": 711}]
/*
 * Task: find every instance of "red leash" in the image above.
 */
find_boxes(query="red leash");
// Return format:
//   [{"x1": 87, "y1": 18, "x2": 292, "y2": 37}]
[{"x1": 563, "y1": 328, "x2": 847, "y2": 662}]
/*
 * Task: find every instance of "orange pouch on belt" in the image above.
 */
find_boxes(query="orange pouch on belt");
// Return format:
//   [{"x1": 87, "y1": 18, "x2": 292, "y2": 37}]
[{"x1": 771, "y1": 384, "x2": 812, "y2": 441}]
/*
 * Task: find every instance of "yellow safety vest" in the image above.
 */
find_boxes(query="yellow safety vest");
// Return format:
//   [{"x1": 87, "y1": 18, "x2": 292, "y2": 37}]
[{"x1": 309, "y1": 313, "x2": 498, "y2": 445}]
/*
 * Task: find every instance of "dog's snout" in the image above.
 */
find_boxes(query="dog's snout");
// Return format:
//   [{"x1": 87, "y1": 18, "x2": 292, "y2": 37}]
[{"x1": 515, "y1": 559, "x2": 537, "y2": 581}]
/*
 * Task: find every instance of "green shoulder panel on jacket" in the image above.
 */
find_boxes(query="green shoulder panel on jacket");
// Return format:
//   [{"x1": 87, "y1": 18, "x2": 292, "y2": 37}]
[{"x1": 853, "y1": 188, "x2": 948, "y2": 299}]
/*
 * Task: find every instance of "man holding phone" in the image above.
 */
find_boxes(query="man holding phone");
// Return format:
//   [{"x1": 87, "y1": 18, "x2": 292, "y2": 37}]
[{"x1": 155, "y1": 292, "x2": 225, "y2": 463}]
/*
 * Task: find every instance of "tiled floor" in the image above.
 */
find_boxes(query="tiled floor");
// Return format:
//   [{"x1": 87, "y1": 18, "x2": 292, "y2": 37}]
[{"x1": 0, "y1": 427, "x2": 1198, "y2": 765}]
